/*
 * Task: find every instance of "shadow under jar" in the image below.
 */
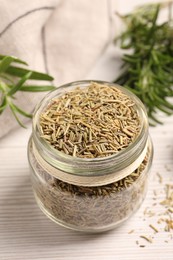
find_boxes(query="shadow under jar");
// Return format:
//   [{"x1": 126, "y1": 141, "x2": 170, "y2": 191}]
[{"x1": 28, "y1": 80, "x2": 153, "y2": 233}]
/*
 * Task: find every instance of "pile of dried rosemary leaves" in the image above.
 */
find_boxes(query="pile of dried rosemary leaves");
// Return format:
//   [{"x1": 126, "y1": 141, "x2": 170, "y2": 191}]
[
  {"x1": 40, "y1": 82, "x2": 141, "y2": 158},
  {"x1": 30, "y1": 148, "x2": 150, "y2": 229}
]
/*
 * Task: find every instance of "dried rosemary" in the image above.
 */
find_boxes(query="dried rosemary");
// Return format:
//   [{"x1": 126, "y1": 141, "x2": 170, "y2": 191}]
[
  {"x1": 28, "y1": 81, "x2": 152, "y2": 232},
  {"x1": 29, "y1": 146, "x2": 151, "y2": 230},
  {"x1": 39, "y1": 82, "x2": 141, "y2": 158}
]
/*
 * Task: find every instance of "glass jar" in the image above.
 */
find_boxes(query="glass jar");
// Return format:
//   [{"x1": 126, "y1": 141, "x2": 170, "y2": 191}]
[{"x1": 28, "y1": 80, "x2": 153, "y2": 233}]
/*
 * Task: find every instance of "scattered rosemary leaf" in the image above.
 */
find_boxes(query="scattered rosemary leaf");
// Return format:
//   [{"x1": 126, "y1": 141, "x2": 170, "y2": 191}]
[
  {"x1": 168, "y1": 208, "x2": 173, "y2": 213},
  {"x1": 149, "y1": 224, "x2": 159, "y2": 233},
  {"x1": 156, "y1": 172, "x2": 163, "y2": 184},
  {"x1": 140, "y1": 235, "x2": 153, "y2": 243},
  {"x1": 128, "y1": 229, "x2": 134, "y2": 234}
]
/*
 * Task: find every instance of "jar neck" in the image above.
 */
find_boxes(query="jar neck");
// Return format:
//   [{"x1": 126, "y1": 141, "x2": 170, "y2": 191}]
[
  {"x1": 32, "y1": 129, "x2": 148, "y2": 175},
  {"x1": 32, "y1": 80, "x2": 149, "y2": 184},
  {"x1": 31, "y1": 135, "x2": 149, "y2": 187}
]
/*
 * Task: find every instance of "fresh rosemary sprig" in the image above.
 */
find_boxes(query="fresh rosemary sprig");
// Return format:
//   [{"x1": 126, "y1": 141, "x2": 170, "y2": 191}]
[
  {"x1": 114, "y1": 2, "x2": 173, "y2": 125},
  {"x1": 0, "y1": 55, "x2": 55, "y2": 127}
]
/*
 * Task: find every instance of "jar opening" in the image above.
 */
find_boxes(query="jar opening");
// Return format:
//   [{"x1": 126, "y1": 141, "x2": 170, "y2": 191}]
[{"x1": 32, "y1": 80, "x2": 149, "y2": 179}]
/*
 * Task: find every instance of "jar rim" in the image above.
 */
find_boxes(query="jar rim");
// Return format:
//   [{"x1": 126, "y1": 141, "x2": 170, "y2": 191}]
[{"x1": 32, "y1": 80, "x2": 149, "y2": 176}]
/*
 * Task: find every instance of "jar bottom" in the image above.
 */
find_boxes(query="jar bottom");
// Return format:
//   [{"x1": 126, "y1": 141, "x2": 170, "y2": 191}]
[
  {"x1": 29, "y1": 138, "x2": 153, "y2": 233},
  {"x1": 33, "y1": 187, "x2": 148, "y2": 233}
]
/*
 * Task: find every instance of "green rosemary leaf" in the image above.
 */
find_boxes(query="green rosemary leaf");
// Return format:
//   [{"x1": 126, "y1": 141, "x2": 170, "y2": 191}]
[
  {"x1": 0, "y1": 56, "x2": 14, "y2": 73},
  {"x1": 146, "y1": 4, "x2": 160, "y2": 43},
  {"x1": 0, "y1": 81, "x2": 9, "y2": 94},
  {"x1": 149, "y1": 113, "x2": 163, "y2": 125},
  {"x1": 0, "y1": 74, "x2": 14, "y2": 84},
  {"x1": 18, "y1": 85, "x2": 56, "y2": 92},
  {"x1": 0, "y1": 97, "x2": 7, "y2": 114},
  {"x1": 11, "y1": 103, "x2": 32, "y2": 118},
  {"x1": 123, "y1": 55, "x2": 139, "y2": 63},
  {"x1": 6, "y1": 66, "x2": 54, "y2": 81},
  {"x1": 156, "y1": 104, "x2": 173, "y2": 115},
  {"x1": 8, "y1": 71, "x2": 33, "y2": 96},
  {"x1": 0, "y1": 55, "x2": 28, "y2": 65},
  {"x1": 9, "y1": 104, "x2": 26, "y2": 128}
]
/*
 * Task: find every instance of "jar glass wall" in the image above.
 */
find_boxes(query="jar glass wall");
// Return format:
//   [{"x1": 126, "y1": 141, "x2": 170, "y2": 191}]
[{"x1": 28, "y1": 80, "x2": 153, "y2": 232}]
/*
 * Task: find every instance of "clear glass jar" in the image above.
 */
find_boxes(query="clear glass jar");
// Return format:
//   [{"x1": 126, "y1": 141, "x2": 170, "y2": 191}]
[{"x1": 28, "y1": 80, "x2": 153, "y2": 233}]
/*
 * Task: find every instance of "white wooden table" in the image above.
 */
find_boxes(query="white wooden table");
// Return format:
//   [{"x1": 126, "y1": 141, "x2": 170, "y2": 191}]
[{"x1": 0, "y1": 42, "x2": 173, "y2": 259}]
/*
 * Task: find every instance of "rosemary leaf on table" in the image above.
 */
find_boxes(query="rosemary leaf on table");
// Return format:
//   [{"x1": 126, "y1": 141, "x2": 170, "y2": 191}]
[
  {"x1": 114, "y1": 2, "x2": 173, "y2": 125},
  {"x1": 0, "y1": 55, "x2": 55, "y2": 127}
]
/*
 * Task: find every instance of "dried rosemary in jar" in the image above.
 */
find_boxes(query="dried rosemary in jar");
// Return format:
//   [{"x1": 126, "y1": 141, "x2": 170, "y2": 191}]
[{"x1": 28, "y1": 80, "x2": 153, "y2": 232}]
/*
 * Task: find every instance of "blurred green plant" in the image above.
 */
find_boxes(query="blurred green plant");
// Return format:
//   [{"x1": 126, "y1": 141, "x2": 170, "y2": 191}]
[
  {"x1": 114, "y1": 2, "x2": 173, "y2": 125},
  {"x1": 0, "y1": 55, "x2": 55, "y2": 127}
]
